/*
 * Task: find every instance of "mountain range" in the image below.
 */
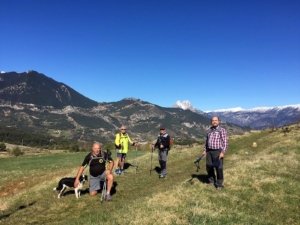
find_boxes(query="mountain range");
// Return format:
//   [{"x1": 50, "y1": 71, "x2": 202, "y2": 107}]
[
  {"x1": 0, "y1": 71, "x2": 244, "y2": 143},
  {"x1": 206, "y1": 105, "x2": 300, "y2": 129},
  {"x1": 0, "y1": 71, "x2": 98, "y2": 108},
  {"x1": 1, "y1": 71, "x2": 298, "y2": 144},
  {"x1": 174, "y1": 101, "x2": 300, "y2": 130}
]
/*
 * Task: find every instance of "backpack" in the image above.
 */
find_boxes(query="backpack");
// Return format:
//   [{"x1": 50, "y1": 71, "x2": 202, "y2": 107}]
[
  {"x1": 88, "y1": 150, "x2": 112, "y2": 166},
  {"x1": 158, "y1": 133, "x2": 173, "y2": 150}
]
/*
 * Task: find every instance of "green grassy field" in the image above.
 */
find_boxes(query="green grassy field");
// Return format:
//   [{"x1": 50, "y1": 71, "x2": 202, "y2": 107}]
[{"x1": 0, "y1": 125, "x2": 299, "y2": 225}]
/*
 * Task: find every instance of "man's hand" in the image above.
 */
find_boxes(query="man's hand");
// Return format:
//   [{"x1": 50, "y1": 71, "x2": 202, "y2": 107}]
[
  {"x1": 74, "y1": 178, "x2": 80, "y2": 188},
  {"x1": 219, "y1": 151, "x2": 225, "y2": 159},
  {"x1": 74, "y1": 166, "x2": 85, "y2": 188}
]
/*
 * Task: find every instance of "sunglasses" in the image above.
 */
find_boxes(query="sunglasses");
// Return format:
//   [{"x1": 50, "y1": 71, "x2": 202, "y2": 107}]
[{"x1": 121, "y1": 129, "x2": 126, "y2": 130}]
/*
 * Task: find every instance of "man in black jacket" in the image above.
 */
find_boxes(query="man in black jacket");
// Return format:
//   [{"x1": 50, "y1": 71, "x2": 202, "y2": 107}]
[
  {"x1": 152, "y1": 128, "x2": 170, "y2": 178},
  {"x1": 74, "y1": 142, "x2": 114, "y2": 200}
]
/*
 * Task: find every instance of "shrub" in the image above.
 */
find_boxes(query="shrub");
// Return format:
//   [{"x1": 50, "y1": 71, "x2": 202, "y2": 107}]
[
  {"x1": 10, "y1": 147, "x2": 24, "y2": 157},
  {"x1": 0, "y1": 142, "x2": 6, "y2": 151},
  {"x1": 69, "y1": 144, "x2": 80, "y2": 152}
]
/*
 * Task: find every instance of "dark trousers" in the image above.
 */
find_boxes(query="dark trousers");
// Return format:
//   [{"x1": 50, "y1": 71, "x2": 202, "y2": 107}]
[
  {"x1": 206, "y1": 149, "x2": 224, "y2": 187},
  {"x1": 158, "y1": 150, "x2": 168, "y2": 175}
]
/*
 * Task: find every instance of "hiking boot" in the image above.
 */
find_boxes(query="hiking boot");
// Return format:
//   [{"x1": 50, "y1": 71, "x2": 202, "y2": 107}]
[
  {"x1": 206, "y1": 178, "x2": 215, "y2": 186},
  {"x1": 216, "y1": 185, "x2": 224, "y2": 190},
  {"x1": 159, "y1": 174, "x2": 166, "y2": 179},
  {"x1": 114, "y1": 169, "x2": 121, "y2": 175},
  {"x1": 105, "y1": 194, "x2": 112, "y2": 201}
]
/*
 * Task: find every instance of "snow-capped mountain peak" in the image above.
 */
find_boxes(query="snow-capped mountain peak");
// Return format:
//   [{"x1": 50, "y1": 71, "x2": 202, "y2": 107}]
[
  {"x1": 209, "y1": 104, "x2": 300, "y2": 113},
  {"x1": 209, "y1": 107, "x2": 244, "y2": 113},
  {"x1": 174, "y1": 100, "x2": 195, "y2": 111},
  {"x1": 206, "y1": 104, "x2": 300, "y2": 129}
]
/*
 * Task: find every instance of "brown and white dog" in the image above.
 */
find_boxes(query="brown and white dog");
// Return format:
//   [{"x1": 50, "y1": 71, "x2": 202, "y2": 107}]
[{"x1": 53, "y1": 174, "x2": 88, "y2": 198}]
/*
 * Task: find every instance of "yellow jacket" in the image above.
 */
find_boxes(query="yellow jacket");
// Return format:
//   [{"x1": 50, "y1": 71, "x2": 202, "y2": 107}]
[{"x1": 115, "y1": 133, "x2": 133, "y2": 154}]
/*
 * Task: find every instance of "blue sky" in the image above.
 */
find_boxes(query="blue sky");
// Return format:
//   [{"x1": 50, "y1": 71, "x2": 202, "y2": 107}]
[{"x1": 0, "y1": 0, "x2": 299, "y2": 111}]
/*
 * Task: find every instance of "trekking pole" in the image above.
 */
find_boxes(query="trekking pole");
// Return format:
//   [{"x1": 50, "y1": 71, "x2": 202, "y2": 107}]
[
  {"x1": 100, "y1": 179, "x2": 107, "y2": 203},
  {"x1": 115, "y1": 145, "x2": 119, "y2": 174},
  {"x1": 194, "y1": 154, "x2": 205, "y2": 172},
  {"x1": 150, "y1": 145, "x2": 154, "y2": 175},
  {"x1": 100, "y1": 149, "x2": 110, "y2": 203},
  {"x1": 135, "y1": 144, "x2": 139, "y2": 174},
  {"x1": 126, "y1": 142, "x2": 138, "y2": 173}
]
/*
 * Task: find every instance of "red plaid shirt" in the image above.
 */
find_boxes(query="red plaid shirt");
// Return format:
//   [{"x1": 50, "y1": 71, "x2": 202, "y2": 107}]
[{"x1": 204, "y1": 126, "x2": 228, "y2": 152}]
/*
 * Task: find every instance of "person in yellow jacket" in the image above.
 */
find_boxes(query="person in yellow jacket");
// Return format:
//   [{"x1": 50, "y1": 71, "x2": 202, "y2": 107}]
[{"x1": 114, "y1": 125, "x2": 136, "y2": 175}]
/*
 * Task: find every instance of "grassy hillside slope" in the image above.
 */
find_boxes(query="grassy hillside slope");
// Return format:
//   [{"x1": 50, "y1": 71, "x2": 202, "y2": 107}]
[{"x1": 0, "y1": 124, "x2": 299, "y2": 225}]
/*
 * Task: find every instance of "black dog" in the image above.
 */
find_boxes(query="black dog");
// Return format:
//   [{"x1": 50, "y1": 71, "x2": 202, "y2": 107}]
[{"x1": 53, "y1": 174, "x2": 88, "y2": 198}]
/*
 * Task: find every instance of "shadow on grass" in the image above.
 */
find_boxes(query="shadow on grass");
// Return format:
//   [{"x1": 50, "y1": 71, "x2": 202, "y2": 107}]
[
  {"x1": 62, "y1": 181, "x2": 118, "y2": 198},
  {"x1": 63, "y1": 188, "x2": 90, "y2": 197},
  {"x1": 0, "y1": 201, "x2": 37, "y2": 220},
  {"x1": 187, "y1": 174, "x2": 210, "y2": 184},
  {"x1": 111, "y1": 181, "x2": 118, "y2": 196},
  {"x1": 99, "y1": 181, "x2": 118, "y2": 196},
  {"x1": 124, "y1": 162, "x2": 138, "y2": 170},
  {"x1": 154, "y1": 166, "x2": 161, "y2": 174},
  {"x1": 148, "y1": 166, "x2": 161, "y2": 175}
]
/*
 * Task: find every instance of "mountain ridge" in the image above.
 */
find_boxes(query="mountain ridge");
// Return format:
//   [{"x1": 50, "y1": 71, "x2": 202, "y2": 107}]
[
  {"x1": 206, "y1": 104, "x2": 300, "y2": 113},
  {"x1": 174, "y1": 100, "x2": 300, "y2": 129},
  {"x1": 207, "y1": 105, "x2": 300, "y2": 129},
  {"x1": 0, "y1": 70, "x2": 98, "y2": 108},
  {"x1": 0, "y1": 71, "x2": 246, "y2": 143}
]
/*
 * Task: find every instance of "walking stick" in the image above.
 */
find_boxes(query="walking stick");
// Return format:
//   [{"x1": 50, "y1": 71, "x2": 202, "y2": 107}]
[
  {"x1": 135, "y1": 144, "x2": 138, "y2": 174},
  {"x1": 100, "y1": 150, "x2": 110, "y2": 203},
  {"x1": 150, "y1": 145, "x2": 154, "y2": 175},
  {"x1": 100, "y1": 179, "x2": 107, "y2": 203},
  {"x1": 127, "y1": 143, "x2": 139, "y2": 173},
  {"x1": 194, "y1": 154, "x2": 205, "y2": 172}
]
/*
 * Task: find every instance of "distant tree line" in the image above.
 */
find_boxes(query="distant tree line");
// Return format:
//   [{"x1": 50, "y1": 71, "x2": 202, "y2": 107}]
[
  {"x1": 0, "y1": 126, "x2": 76, "y2": 150},
  {"x1": 174, "y1": 138, "x2": 203, "y2": 146},
  {"x1": 0, "y1": 126, "x2": 204, "y2": 151}
]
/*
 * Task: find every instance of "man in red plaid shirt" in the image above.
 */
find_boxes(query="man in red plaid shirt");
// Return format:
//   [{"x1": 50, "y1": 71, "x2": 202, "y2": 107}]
[{"x1": 203, "y1": 116, "x2": 228, "y2": 189}]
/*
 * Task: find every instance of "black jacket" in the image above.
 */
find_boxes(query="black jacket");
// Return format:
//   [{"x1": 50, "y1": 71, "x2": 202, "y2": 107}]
[{"x1": 155, "y1": 133, "x2": 170, "y2": 150}]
